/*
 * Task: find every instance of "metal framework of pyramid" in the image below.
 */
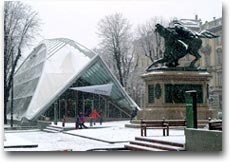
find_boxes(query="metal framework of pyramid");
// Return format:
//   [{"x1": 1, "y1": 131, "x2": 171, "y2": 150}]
[{"x1": 8, "y1": 38, "x2": 139, "y2": 122}]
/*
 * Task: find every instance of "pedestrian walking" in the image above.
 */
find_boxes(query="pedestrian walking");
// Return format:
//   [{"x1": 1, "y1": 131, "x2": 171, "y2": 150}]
[
  {"x1": 79, "y1": 112, "x2": 87, "y2": 129},
  {"x1": 62, "y1": 115, "x2": 66, "y2": 127},
  {"x1": 98, "y1": 109, "x2": 103, "y2": 125},
  {"x1": 89, "y1": 109, "x2": 100, "y2": 125},
  {"x1": 75, "y1": 115, "x2": 80, "y2": 129}
]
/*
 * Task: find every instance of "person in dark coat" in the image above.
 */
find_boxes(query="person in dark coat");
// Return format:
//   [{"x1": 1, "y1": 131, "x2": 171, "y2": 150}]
[
  {"x1": 98, "y1": 109, "x2": 103, "y2": 125},
  {"x1": 75, "y1": 115, "x2": 80, "y2": 129}
]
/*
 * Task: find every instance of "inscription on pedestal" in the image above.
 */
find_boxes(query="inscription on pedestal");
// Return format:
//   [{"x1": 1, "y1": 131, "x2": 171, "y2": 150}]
[{"x1": 165, "y1": 84, "x2": 203, "y2": 104}]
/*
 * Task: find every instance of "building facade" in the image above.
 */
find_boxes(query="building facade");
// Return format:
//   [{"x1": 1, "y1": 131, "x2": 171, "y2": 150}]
[
  {"x1": 200, "y1": 17, "x2": 223, "y2": 111},
  {"x1": 170, "y1": 16, "x2": 223, "y2": 112}
]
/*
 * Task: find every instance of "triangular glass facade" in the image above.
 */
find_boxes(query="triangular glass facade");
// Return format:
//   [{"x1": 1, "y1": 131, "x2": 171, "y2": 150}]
[{"x1": 8, "y1": 38, "x2": 139, "y2": 122}]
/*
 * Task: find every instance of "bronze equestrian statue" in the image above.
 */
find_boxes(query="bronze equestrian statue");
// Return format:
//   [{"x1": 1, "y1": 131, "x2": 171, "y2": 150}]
[{"x1": 146, "y1": 23, "x2": 218, "y2": 71}]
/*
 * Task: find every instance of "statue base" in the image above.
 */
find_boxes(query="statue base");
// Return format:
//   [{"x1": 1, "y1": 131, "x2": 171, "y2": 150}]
[
  {"x1": 137, "y1": 107, "x2": 217, "y2": 120},
  {"x1": 139, "y1": 68, "x2": 218, "y2": 120}
]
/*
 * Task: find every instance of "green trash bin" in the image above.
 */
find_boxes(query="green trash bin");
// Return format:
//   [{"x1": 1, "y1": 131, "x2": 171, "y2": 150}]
[
  {"x1": 185, "y1": 93, "x2": 194, "y2": 128},
  {"x1": 185, "y1": 90, "x2": 198, "y2": 128}
]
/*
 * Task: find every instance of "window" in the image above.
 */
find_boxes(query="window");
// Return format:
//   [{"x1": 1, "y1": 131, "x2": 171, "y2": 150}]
[
  {"x1": 216, "y1": 47, "x2": 222, "y2": 65},
  {"x1": 205, "y1": 55, "x2": 211, "y2": 66},
  {"x1": 217, "y1": 72, "x2": 222, "y2": 87},
  {"x1": 217, "y1": 52, "x2": 222, "y2": 65},
  {"x1": 217, "y1": 36, "x2": 222, "y2": 46}
]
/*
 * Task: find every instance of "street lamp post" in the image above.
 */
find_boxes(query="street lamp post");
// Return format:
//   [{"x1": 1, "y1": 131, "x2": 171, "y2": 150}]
[
  {"x1": 54, "y1": 100, "x2": 58, "y2": 125},
  {"x1": 10, "y1": 53, "x2": 14, "y2": 127}
]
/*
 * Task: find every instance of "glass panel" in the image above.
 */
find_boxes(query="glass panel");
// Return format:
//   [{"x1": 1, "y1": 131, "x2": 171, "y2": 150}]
[
  {"x1": 19, "y1": 48, "x2": 46, "y2": 74},
  {"x1": 13, "y1": 96, "x2": 32, "y2": 119},
  {"x1": 14, "y1": 78, "x2": 39, "y2": 99},
  {"x1": 108, "y1": 103, "x2": 129, "y2": 118},
  {"x1": 14, "y1": 62, "x2": 44, "y2": 85}
]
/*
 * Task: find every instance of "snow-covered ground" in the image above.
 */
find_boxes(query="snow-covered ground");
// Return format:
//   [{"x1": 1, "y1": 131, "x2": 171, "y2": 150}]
[{"x1": 4, "y1": 120, "x2": 185, "y2": 151}]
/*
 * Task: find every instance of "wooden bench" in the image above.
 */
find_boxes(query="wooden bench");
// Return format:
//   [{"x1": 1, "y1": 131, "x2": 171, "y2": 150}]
[
  {"x1": 140, "y1": 119, "x2": 187, "y2": 137},
  {"x1": 165, "y1": 120, "x2": 186, "y2": 136},
  {"x1": 62, "y1": 117, "x2": 76, "y2": 127},
  {"x1": 208, "y1": 119, "x2": 222, "y2": 131},
  {"x1": 140, "y1": 119, "x2": 169, "y2": 136}
]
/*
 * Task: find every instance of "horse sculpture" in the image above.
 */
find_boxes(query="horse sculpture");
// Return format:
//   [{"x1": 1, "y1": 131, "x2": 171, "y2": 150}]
[{"x1": 146, "y1": 23, "x2": 218, "y2": 71}]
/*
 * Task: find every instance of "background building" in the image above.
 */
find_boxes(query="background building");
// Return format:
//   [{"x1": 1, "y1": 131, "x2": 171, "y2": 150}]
[
  {"x1": 170, "y1": 16, "x2": 223, "y2": 112},
  {"x1": 200, "y1": 17, "x2": 223, "y2": 111},
  {"x1": 172, "y1": 16, "x2": 223, "y2": 112}
]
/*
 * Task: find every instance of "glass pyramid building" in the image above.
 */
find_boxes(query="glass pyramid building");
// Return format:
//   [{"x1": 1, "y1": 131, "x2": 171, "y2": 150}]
[{"x1": 8, "y1": 38, "x2": 139, "y2": 123}]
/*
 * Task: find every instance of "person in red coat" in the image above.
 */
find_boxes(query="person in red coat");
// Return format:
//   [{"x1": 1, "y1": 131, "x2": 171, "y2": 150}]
[{"x1": 89, "y1": 109, "x2": 100, "y2": 125}]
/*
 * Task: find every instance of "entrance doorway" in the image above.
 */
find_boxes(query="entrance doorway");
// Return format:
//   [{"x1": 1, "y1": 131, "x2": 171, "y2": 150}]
[{"x1": 83, "y1": 99, "x2": 93, "y2": 116}]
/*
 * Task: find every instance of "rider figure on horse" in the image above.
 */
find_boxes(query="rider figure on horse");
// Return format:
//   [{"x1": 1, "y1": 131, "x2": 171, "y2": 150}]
[{"x1": 146, "y1": 22, "x2": 218, "y2": 71}]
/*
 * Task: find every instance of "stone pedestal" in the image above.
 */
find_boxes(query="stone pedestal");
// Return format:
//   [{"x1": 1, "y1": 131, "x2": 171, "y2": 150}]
[{"x1": 138, "y1": 68, "x2": 217, "y2": 120}]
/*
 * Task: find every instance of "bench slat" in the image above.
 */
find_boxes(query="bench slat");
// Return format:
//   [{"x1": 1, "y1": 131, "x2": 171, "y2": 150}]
[{"x1": 209, "y1": 121, "x2": 222, "y2": 131}]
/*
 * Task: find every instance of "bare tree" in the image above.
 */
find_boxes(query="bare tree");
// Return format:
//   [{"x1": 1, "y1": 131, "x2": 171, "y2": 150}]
[
  {"x1": 136, "y1": 17, "x2": 168, "y2": 62},
  {"x1": 126, "y1": 55, "x2": 145, "y2": 106},
  {"x1": 4, "y1": 1, "x2": 41, "y2": 124},
  {"x1": 97, "y1": 13, "x2": 134, "y2": 87}
]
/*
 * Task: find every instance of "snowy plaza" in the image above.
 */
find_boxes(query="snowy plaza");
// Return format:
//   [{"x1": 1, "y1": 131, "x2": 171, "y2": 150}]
[{"x1": 4, "y1": 120, "x2": 185, "y2": 151}]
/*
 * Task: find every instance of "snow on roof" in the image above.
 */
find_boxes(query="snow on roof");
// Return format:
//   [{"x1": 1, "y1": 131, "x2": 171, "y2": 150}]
[{"x1": 179, "y1": 19, "x2": 201, "y2": 28}]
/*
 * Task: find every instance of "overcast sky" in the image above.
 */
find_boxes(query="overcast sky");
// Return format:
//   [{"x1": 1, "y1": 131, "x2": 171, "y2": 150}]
[{"x1": 24, "y1": 0, "x2": 222, "y2": 50}]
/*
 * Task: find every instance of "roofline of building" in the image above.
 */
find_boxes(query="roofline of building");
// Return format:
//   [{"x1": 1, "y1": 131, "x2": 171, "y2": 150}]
[{"x1": 207, "y1": 25, "x2": 222, "y2": 33}]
